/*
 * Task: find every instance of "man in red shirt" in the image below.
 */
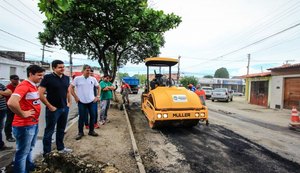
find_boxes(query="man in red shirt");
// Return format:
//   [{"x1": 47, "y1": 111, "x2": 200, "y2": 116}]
[
  {"x1": 4, "y1": 75, "x2": 19, "y2": 142},
  {"x1": 7, "y1": 65, "x2": 45, "y2": 173},
  {"x1": 121, "y1": 81, "x2": 132, "y2": 105},
  {"x1": 195, "y1": 84, "x2": 206, "y2": 106}
]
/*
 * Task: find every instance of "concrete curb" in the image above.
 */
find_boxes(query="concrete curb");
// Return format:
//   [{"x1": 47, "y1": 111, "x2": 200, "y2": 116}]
[
  {"x1": 122, "y1": 104, "x2": 146, "y2": 173},
  {"x1": 65, "y1": 116, "x2": 79, "y2": 132}
]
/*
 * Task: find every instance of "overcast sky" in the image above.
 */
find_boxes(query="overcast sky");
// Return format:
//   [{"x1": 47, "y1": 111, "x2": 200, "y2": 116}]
[{"x1": 1, "y1": 0, "x2": 300, "y2": 77}]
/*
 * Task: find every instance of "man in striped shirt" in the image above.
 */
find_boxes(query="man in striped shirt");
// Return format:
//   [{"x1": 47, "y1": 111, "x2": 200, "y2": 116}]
[{"x1": 0, "y1": 82, "x2": 12, "y2": 150}]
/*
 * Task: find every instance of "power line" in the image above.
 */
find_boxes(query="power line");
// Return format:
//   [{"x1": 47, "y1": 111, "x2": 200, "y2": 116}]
[
  {"x1": 186, "y1": 21, "x2": 300, "y2": 68},
  {"x1": 200, "y1": 1, "x2": 300, "y2": 60},
  {"x1": 16, "y1": 0, "x2": 44, "y2": 20},
  {"x1": 0, "y1": 28, "x2": 42, "y2": 47},
  {"x1": 0, "y1": 29, "x2": 92, "y2": 61},
  {"x1": 3, "y1": 0, "x2": 43, "y2": 27},
  {"x1": 0, "y1": 4, "x2": 42, "y2": 30}
]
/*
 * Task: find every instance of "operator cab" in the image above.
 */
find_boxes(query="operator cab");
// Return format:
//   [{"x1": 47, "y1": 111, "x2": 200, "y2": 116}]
[{"x1": 145, "y1": 57, "x2": 178, "y2": 92}]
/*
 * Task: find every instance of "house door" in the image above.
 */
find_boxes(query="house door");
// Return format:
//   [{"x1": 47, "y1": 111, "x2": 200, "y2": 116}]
[
  {"x1": 250, "y1": 81, "x2": 269, "y2": 107},
  {"x1": 284, "y1": 77, "x2": 300, "y2": 110}
]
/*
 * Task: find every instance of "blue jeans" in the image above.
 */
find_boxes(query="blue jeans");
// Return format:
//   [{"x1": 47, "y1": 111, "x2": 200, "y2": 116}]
[
  {"x1": 13, "y1": 124, "x2": 38, "y2": 173},
  {"x1": 0, "y1": 110, "x2": 6, "y2": 148},
  {"x1": 78, "y1": 101, "x2": 96, "y2": 134},
  {"x1": 5, "y1": 108, "x2": 15, "y2": 138},
  {"x1": 43, "y1": 107, "x2": 69, "y2": 154},
  {"x1": 84, "y1": 102, "x2": 98, "y2": 125},
  {"x1": 100, "y1": 100, "x2": 110, "y2": 121},
  {"x1": 94, "y1": 102, "x2": 98, "y2": 123}
]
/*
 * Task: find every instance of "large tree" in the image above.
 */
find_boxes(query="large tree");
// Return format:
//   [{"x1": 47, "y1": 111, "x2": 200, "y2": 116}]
[
  {"x1": 179, "y1": 76, "x2": 198, "y2": 88},
  {"x1": 38, "y1": 0, "x2": 181, "y2": 81},
  {"x1": 214, "y1": 67, "x2": 229, "y2": 78}
]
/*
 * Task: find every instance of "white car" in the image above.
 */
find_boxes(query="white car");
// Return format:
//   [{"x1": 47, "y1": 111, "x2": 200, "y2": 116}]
[
  {"x1": 202, "y1": 86, "x2": 213, "y2": 99},
  {"x1": 211, "y1": 88, "x2": 233, "y2": 102}
]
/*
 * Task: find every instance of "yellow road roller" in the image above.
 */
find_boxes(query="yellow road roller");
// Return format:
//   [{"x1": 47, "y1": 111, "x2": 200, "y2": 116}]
[{"x1": 141, "y1": 57, "x2": 208, "y2": 128}]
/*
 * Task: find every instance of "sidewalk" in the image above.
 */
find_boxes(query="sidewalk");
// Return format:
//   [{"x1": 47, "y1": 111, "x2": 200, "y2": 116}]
[
  {"x1": 206, "y1": 96, "x2": 291, "y2": 127},
  {"x1": 61, "y1": 102, "x2": 138, "y2": 173}
]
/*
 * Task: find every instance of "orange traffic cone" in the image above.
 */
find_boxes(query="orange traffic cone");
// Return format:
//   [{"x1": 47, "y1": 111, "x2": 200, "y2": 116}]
[{"x1": 290, "y1": 107, "x2": 300, "y2": 123}]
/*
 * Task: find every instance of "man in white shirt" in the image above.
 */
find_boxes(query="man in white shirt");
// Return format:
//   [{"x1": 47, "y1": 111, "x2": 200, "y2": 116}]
[{"x1": 69, "y1": 65, "x2": 100, "y2": 140}]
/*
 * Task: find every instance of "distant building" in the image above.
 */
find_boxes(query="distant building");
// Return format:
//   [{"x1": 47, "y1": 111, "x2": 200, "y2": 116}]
[
  {"x1": 0, "y1": 50, "x2": 51, "y2": 80},
  {"x1": 268, "y1": 63, "x2": 300, "y2": 110},
  {"x1": 0, "y1": 51, "x2": 30, "y2": 80},
  {"x1": 241, "y1": 63, "x2": 300, "y2": 110},
  {"x1": 241, "y1": 72, "x2": 271, "y2": 107},
  {"x1": 198, "y1": 78, "x2": 245, "y2": 93}
]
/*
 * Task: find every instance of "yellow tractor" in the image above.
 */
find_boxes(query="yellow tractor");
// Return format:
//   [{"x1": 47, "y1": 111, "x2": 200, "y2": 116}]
[{"x1": 141, "y1": 57, "x2": 208, "y2": 128}]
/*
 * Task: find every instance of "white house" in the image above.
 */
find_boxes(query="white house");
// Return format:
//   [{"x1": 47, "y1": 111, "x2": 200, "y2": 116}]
[
  {"x1": 0, "y1": 56, "x2": 31, "y2": 80},
  {"x1": 268, "y1": 63, "x2": 300, "y2": 110}
]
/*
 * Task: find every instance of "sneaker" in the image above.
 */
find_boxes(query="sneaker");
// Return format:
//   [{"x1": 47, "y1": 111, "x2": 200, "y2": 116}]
[
  {"x1": 88, "y1": 131, "x2": 99, "y2": 137},
  {"x1": 85, "y1": 125, "x2": 89, "y2": 129},
  {"x1": 0, "y1": 144, "x2": 13, "y2": 151},
  {"x1": 58, "y1": 147, "x2": 73, "y2": 154},
  {"x1": 6, "y1": 137, "x2": 16, "y2": 142},
  {"x1": 75, "y1": 133, "x2": 84, "y2": 140},
  {"x1": 94, "y1": 123, "x2": 100, "y2": 129},
  {"x1": 99, "y1": 120, "x2": 105, "y2": 125}
]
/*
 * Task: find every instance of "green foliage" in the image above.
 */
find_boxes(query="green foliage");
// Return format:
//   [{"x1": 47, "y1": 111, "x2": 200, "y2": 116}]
[
  {"x1": 203, "y1": 75, "x2": 213, "y2": 78},
  {"x1": 38, "y1": 0, "x2": 182, "y2": 81},
  {"x1": 179, "y1": 76, "x2": 198, "y2": 88},
  {"x1": 118, "y1": 72, "x2": 129, "y2": 80},
  {"x1": 133, "y1": 74, "x2": 147, "y2": 85},
  {"x1": 214, "y1": 67, "x2": 229, "y2": 78}
]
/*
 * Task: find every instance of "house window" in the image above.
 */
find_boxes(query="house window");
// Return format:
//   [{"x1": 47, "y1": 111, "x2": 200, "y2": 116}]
[{"x1": 10, "y1": 66, "x2": 16, "y2": 75}]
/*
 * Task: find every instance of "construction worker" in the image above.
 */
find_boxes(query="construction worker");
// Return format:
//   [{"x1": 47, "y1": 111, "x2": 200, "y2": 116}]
[
  {"x1": 195, "y1": 84, "x2": 206, "y2": 105},
  {"x1": 188, "y1": 84, "x2": 196, "y2": 92},
  {"x1": 120, "y1": 81, "x2": 132, "y2": 105}
]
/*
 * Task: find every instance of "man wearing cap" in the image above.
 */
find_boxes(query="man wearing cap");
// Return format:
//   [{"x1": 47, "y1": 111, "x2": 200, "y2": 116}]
[
  {"x1": 188, "y1": 84, "x2": 196, "y2": 92},
  {"x1": 4, "y1": 75, "x2": 20, "y2": 142}
]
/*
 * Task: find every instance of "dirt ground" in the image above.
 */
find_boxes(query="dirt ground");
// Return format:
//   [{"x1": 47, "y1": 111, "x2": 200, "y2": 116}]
[{"x1": 63, "y1": 105, "x2": 139, "y2": 173}]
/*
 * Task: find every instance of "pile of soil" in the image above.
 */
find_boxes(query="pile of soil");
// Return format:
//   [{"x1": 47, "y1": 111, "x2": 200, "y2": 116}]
[{"x1": 34, "y1": 152, "x2": 119, "y2": 173}]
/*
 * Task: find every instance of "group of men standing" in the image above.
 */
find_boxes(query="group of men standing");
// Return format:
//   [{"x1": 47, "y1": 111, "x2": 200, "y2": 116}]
[{"x1": 0, "y1": 60, "x2": 115, "y2": 173}]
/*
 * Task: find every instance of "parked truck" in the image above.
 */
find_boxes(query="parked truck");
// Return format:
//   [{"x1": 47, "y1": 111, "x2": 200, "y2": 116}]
[{"x1": 122, "y1": 77, "x2": 140, "y2": 94}]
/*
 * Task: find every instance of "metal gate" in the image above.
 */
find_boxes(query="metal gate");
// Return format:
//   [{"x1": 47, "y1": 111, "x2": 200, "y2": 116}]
[
  {"x1": 284, "y1": 77, "x2": 300, "y2": 109},
  {"x1": 250, "y1": 81, "x2": 269, "y2": 107}
]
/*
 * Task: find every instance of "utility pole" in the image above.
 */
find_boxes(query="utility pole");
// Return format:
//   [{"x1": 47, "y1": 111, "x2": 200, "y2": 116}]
[
  {"x1": 69, "y1": 52, "x2": 73, "y2": 78},
  {"x1": 177, "y1": 55, "x2": 181, "y2": 84},
  {"x1": 41, "y1": 44, "x2": 53, "y2": 62},
  {"x1": 247, "y1": 54, "x2": 250, "y2": 75},
  {"x1": 41, "y1": 44, "x2": 45, "y2": 62}
]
